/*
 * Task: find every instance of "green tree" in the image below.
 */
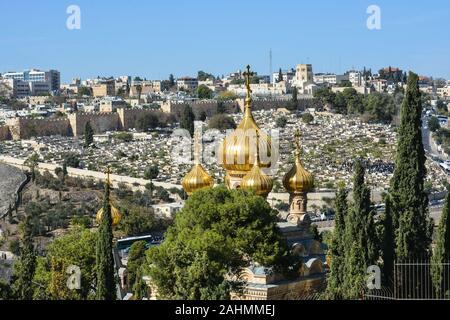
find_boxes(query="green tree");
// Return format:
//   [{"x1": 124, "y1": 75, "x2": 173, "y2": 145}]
[
  {"x1": 32, "y1": 227, "x2": 97, "y2": 300},
  {"x1": 25, "y1": 153, "x2": 40, "y2": 182},
  {"x1": 118, "y1": 207, "x2": 156, "y2": 237},
  {"x1": 12, "y1": 214, "x2": 37, "y2": 300},
  {"x1": 381, "y1": 195, "x2": 395, "y2": 286},
  {"x1": 326, "y1": 183, "x2": 348, "y2": 299},
  {"x1": 95, "y1": 179, "x2": 116, "y2": 300},
  {"x1": 302, "y1": 113, "x2": 314, "y2": 124},
  {"x1": 292, "y1": 87, "x2": 298, "y2": 104},
  {"x1": 135, "y1": 84, "x2": 143, "y2": 101},
  {"x1": 313, "y1": 87, "x2": 336, "y2": 109},
  {"x1": 275, "y1": 116, "x2": 288, "y2": 128},
  {"x1": 127, "y1": 241, "x2": 147, "y2": 294},
  {"x1": 428, "y1": 116, "x2": 441, "y2": 132},
  {"x1": 137, "y1": 113, "x2": 161, "y2": 131},
  {"x1": 144, "y1": 165, "x2": 159, "y2": 180},
  {"x1": 277, "y1": 68, "x2": 283, "y2": 83},
  {"x1": 0, "y1": 281, "x2": 12, "y2": 300},
  {"x1": 169, "y1": 74, "x2": 175, "y2": 88},
  {"x1": 84, "y1": 121, "x2": 94, "y2": 147},
  {"x1": 342, "y1": 88, "x2": 364, "y2": 114},
  {"x1": 342, "y1": 160, "x2": 378, "y2": 299},
  {"x1": 216, "y1": 101, "x2": 227, "y2": 114},
  {"x1": 180, "y1": 105, "x2": 195, "y2": 137},
  {"x1": 197, "y1": 85, "x2": 213, "y2": 99},
  {"x1": 199, "y1": 111, "x2": 207, "y2": 122},
  {"x1": 339, "y1": 80, "x2": 353, "y2": 87},
  {"x1": 64, "y1": 152, "x2": 81, "y2": 169},
  {"x1": 390, "y1": 72, "x2": 433, "y2": 261},
  {"x1": 217, "y1": 91, "x2": 237, "y2": 102},
  {"x1": 197, "y1": 71, "x2": 214, "y2": 81},
  {"x1": 431, "y1": 192, "x2": 450, "y2": 297},
  {"x1": 208, "y1": 114, "x2": 237, "y2": 131},
  {"x1": 145, "y1": 186, "x2": 293, "y2": 300}
]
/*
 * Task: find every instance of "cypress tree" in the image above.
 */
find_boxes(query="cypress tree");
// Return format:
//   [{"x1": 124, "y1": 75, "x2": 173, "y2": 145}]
[
  {"x1": 84, "y1": 121, "x2": 94, "y2": 147},
  {"x1": 13, "y1": 214, "x2": 36, "y2": 300},
  {"x1": 278, "y1": 68, "x2": 283, "y2": 83},
  {"x1": 180, "y1": 105, "x2": 195, "y2": 137},
  {"x1": 326, "y1": 183, "x2": 348, "y2": 299},
  {"x1": 382, "y1": 195, "x2": 395, "y2": 286},
  {"x1": 95, "y1": 174, "x2": 116, "y2": 300},
  {"x1": 431, "y1": 192, "x2": 450, "y2": 298},
  {"x1": 292, "y1": 87, "x2": 298, "y2": 104},
  {"x1": 390, "y1": 72, "x2": 432, "y2": 261},
  {"x1": 342, "y1": 160, "x2": 378, "y2": 299}
]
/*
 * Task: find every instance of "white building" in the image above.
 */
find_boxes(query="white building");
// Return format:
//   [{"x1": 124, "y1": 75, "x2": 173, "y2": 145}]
[
  {"x1": 272, "y1": 70, "x2": 295, "y2": 88},
  {"x1": 227, "y1": 82, "x2": 287, "y2": 97},
  {"x1": 177, "y1": 77, "x2": 198, "y2": 91},
  {"x1": 2, "y1": 69, "x2": 60, "y2": 92},
  {"x1": 313, "y1": 73, "x2": 348, "y2": 85},
  {"x1": 152, "y1": 202, "x2": 184, "y2": 219},
  {"x1": 293, "y1": 64, "x2": 315, "y2": 94},
  {"x1": 348, "y1": 71, "x2": 363, "y2": 87}
]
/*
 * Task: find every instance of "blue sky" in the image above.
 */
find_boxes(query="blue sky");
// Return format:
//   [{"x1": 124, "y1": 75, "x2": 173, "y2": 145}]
[{"x1": 1, "y1": 0, "x2": 449, "y2": 82}]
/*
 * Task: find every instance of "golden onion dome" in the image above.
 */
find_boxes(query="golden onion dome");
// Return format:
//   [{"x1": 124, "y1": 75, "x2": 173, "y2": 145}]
[
  {"x1": 220, "y1": 65, "x2": 272, "y2": 173},
  {"x1": 182, "y1": 163, "x2": 214, "y2": 195},
  {"x1": 182, "y1": 131, "x2": 215, "y2": 195},
  {"x1": 96, "y1": 167, "x2": 122, "y2": 227},
  {"x1": 283, "y1": 131, "x2": 314, "y2": 194},
  {"x1": 96, "y1": 205, "x2": 122, "y2": 227},
  {"x1": 242, "y1": 163, "x2": 273, "y2": 197},
  {"x1": 241, "y1": 136, "x2": 273, "y2": 197}
]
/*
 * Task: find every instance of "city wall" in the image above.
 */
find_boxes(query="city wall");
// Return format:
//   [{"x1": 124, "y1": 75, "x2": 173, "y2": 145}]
[
  {"x1": 68, "y1": 112, "x2": 120, "y2": 136},
  {"x1": 0, "y1": 97, "x2": 312, "y2": 141},
  {"x1": 162, "y1": 100, "x2": 239, "y2": 119},
  {"x1": 117, "y1": 108, "x2": 156, "y2": 130},
  {"x1": 0, "y1": 125, "x2": 11, "y2": 141},
  {"x1": 6, "y1": 117, "x2": 71, "y2": 140}
]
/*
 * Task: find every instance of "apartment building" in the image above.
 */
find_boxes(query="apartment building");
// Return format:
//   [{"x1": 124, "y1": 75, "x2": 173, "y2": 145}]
[
  {"x1": 92, "y1": 80, "x2": 115, "y2": 97},
  {"x1": 177, "y1": 77, "x2": 198, "y2": 91},
  {"x1": 2, "y1": 69, "x2": 60, "y2": 91}
]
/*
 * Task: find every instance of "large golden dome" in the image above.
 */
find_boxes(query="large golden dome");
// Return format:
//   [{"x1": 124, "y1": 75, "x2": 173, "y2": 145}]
[
  {"x1": 182, "y1": 163, "x2": 214, "y2": 195},
  {"x1": 283, "y1": 131, "x2": 314, "y2": 194},
  {"x1": 242, "y1": 154, "x2": 273, "y2": 198},
  {"x1": 220, "y1": 65, "x2": 272, "y2": 174},
  {"x1": 96, "y1": 205, "x2": 122, "y2": 227}
]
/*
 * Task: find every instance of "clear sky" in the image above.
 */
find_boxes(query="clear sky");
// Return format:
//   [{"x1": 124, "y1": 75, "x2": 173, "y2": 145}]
[{"x1": 1, "y1": 0, "x2": 449, "y2": 82}]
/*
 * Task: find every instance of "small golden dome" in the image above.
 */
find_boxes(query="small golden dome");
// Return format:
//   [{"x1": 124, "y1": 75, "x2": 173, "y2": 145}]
[
  {"x1": 241, "y1": 142, "x2": 273, "y2": 197},
  {"x1": 96, "y1": 167, "x2": 122, "y2": 226},
  {"x1": 242, "y1": 165, "x2": 273, "y2": 197},
  {"x1": 182, "y1": 164, "x2": 214, "y2": 195},
  {"x1": 283, "y1": 131, "x2": 314, "y2": 194},
  {"x1": 182, "y1": 131, "x2": 214, "y2": 195},
  {"x1": 96, "y1": 205, "x2": 122, "y2": 227},
  {"x1": 220, "y1": 65, "x2": 272, "y2": 173}
]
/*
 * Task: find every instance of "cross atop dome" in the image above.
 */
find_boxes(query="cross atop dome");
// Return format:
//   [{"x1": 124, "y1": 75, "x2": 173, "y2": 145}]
[{"x1": 243, "y1": 65, "x2": 255, "y2": 102}]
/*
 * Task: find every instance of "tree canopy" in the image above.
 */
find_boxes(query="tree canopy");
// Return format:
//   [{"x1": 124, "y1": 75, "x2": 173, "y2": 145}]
[
  {"x1": 208, "y1": 114, "x2": 237, "y2": 131},
  {"x1": 145, "y1": 186, "x2": 293, "y2": 300}
]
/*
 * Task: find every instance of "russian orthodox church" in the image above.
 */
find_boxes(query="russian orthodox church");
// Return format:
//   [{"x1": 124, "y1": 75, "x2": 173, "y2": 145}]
[{"x1": 181, "y1": 66, "x2": 328, "y2": 300}]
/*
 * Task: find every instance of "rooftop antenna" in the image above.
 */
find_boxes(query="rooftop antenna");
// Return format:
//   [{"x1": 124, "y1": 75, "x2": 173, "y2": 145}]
[{"x1": 269, "y1": 49, "x2": 273, "y2": 83}]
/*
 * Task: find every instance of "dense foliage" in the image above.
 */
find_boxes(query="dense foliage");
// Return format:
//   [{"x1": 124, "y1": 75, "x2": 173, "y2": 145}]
[{"x1": 145, "y1": 186, "x2": 294, "y2": 300}]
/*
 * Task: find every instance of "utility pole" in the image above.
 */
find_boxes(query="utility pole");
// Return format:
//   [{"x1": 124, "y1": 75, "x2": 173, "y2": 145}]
[{"x1": 269, "y1": 49, "x2": 273, "y2": 84}]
